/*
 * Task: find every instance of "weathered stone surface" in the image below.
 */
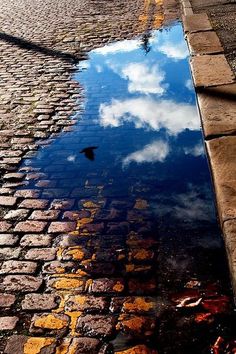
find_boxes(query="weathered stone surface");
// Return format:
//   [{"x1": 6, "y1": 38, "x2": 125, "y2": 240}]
[
  {"x1": 20, "y1": 234, "x2": 52, "y2": 247},
  {"x1": 5, "y1": 336, "x2": 56, "y2": 354},
  {"x1": 47, "y1": 276, "x2": 85, "y2": 291},
  {"x1": 69, "y1": 337, "x2": 101, "y2": 353},
  {"x1": 0, "y1": 275, "x2": 42, "y2": 292},
  {"x1": 4, "y1": 209, "x2": 29, "y2": 221},
  {"x1": 206, "y1": 136, "x2": 236, "y2": 223},
  {"x1": 30, "y1": 210, "x2": 60, "y2": 220},
  {"x1": 0, "y1": 316, "x2": 19, "y2": 330},
  {"x1": 65, "y1": 295, "x2": 108, "y2": 312},
  {"x1": 30, "y1": 313, "x2": 69, "y2": 335},
  {"x1": 183, "y1": 13, "x2": 212, "y2": 33},
  {"x1": 191, "y1": 55, "x2": 235, "y2": 87},
  {"x1": 14, "y1": 189, "x2": 40, "y2": 198},
  {"x1": 0, "y1": 248, "x2": 21, "y2": 260},
  {"x1": 223, "y1": 220, "x2": 236, "y2": 291},
  {"x1": 0, "y1": 260, "x2": 37, "y2": 274},
  {"x1": 88, "y1": 278, "x2": 125, "y2": 294},
  {"x1": 14, "y1": 221, "x2": 47, "y2": 233},
  {"x1": 0, "y1": 293, "x2": 16, "y2": 308},
  {"x1": 0, "y1": 221, "x2": 12, "y2": 232},
  {"x1": 187, "y1": 31, "x2": 223, "y2": 55},
  {"x1": 0, "y1": 196, "x2": 17, "y2": 206},
  {"x1": 76, "y1": 315, "x2": 116, "y2": 338},
  {"x1": 24, "y1": 248, "x2": 57, "y2": 261},
  {"x1": 48, "y1": 221, "x2": 76, "y2": 233},
  {"x1": 197, "y1": 83, "x2": 236, "y2": 137},
  {"x1": 0, "y1": 234, "x2": 19, "y2": 246},
  {"x1": 22, "y1": 293, "x2": 58, "y2": 310},
  {"x1": 19, "y1": 199, "x2": 49, "y2": 209}
]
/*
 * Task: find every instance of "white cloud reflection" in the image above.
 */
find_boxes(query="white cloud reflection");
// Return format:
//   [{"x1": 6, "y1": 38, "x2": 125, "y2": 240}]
[
  {"x1": 184, "y1": 141, "x2": 204, "y2": 157},
  {"x1": 99, "y1": 97, "x2": 199, "y2": 135},
  {"x1": 122, "y1": 63, "x2": 166, "y2": 95},
  {"x1": 93, "y1": 39, "x2": 140, "y2": 55},
  {"x1": 158, "y1": 41, "x2": 189, "y2": 60},
  {"x1": 123, "y1": 140, "x2": 169, "y2": 167}
]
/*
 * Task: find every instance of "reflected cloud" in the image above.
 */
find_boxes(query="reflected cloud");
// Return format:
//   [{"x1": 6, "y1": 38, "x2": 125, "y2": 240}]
[
  {"x1": 99, "y1": 97, "x2": 199, "y2": 135},
  {"x1": 158, "y1": 41, "x2": 188, "y2": 60},
  {"x1": 184, "y1": 141, "x2": 204, "y2": 157},
  {"x1": 123, "y1": 140, "x2": 169, "y2": 167},
  {"x1": 154, "y1": 184, "x2": 215, "y2": 222},
  {"x1": 93, "y1": 39, "x2": 140, "y2": 55},
  {"x1": 122, "y1": 62, "x2": 166, "y2": 95},
  {"x1": 185, "y1": 79, "x2": 193, "y2": 91},
  {"x1": 67, "y1": 155, "x2": 76, "y2": 162}
]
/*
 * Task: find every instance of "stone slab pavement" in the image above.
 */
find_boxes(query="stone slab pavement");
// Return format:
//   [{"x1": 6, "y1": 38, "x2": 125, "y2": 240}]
[{"x1": 181, "y1": 0, "x2": 236, "y2": 301}]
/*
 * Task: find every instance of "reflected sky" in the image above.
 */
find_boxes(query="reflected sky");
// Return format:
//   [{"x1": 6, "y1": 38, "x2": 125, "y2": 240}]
[{"x1": 22, "y1": 24, "x2": 216, "y2": 227}]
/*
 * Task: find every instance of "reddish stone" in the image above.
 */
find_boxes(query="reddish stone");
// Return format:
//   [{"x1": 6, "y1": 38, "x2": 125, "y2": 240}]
[
  {"x1": 0, "y1": 260, "x2": 37, "y2": 274},
  {"x1": 76, "y1": 315, "x2": 115, "y2": 339},
  {"x1": 48, "y1": 222, "x2": 76, "y2": 233},
  {"x1": 14, "y1": 221, "x2": 47, "y2": 233},
  {"x1": 0, "y1": 275, "x2": 43, "y2": 292},
  {"x1": 0, "y1": 316, "x2": 19, "y2": 330},
  {"x1": 0, "y1": 221, "x2": 12, "y2": 232},
  {"x1": 50, "y1": 199, "x2": 75, "y2": 210},
  {"x1": 30, "y1": 210, "x2": 60, "y2": 220},
  {"x1": 22, "y1": 294, "x2": 58, "y2": 310},
  {"x1": 20, "y1": 234, "x2": 52, "y2": 247},
  {"x1": 0, "y1": 294, "x2": 16, "y2": 308},
  {"x1": 0, "y1": 234, "x2": 19, "y2": 246},
  {"x1": 24, "y1": 248, "x2": 57, "y2": 261},
  {"x1": 0, "y1": 196, "x2": 17, "y2": 206},
  {"x1": 19, "y1": 199, "x2": 49, "y2": 209},
  {"x1": 14, "y1": 190, "x2": 40, "y2": 198},
  {"x1": 63, "y1": 210, "x2": 91, "y2": 220}
]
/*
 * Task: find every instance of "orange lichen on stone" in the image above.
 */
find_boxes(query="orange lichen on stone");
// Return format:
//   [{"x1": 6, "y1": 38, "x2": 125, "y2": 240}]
[
  {"x1": 34, "y1": 314, "x2": 68, "y2": 330},
  {"x1": 63, "y1": 247, "x2": 85, "y2": 260},
  {"x1": 51, "y1": 277, "x2": 84, "y2": 290},
  {"x1": 130, "y1": 249, "x2": 154, "y2": 261},
  {"x1": 83, "y1": 201, "x2": 99, "y2": 209},
  {"x1": 117, "y1": 315, "x2": 146, "y2": 333},
  {"x1": 24, "y1": 337, "x2": 55, "y2": 354},
  {"x1": 116, "y1": 344, "x2": 158, "y2": 354},
  {"x1": 134, "y1": 199, "x2": 148, "y2": 210},
  {"x1": 113, "y1": 281, "x2": 125, "y2": 293},
  {"x1": 123, "y1": 297, "x2": 155, "y2": 313},
  {"x1": 65, "y1": 311, "x2": 82, "y2": 335},
  {"x1": 55, "y1": 339, "x2": 71, "y2": 354},
  {"x1": 116, "y1": 345, "x2": 157, "y2": 354}
]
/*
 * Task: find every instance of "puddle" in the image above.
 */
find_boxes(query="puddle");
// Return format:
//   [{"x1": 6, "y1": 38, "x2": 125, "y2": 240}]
[{"x1": 20, "y1": 24, "x2": 235, "y2": 353}]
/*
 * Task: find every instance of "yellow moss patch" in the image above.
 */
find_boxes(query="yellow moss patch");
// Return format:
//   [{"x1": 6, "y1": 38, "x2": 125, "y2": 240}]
[
  {"x1": 113, "y1": 281, "x2": 125, "y2": 293},
  {"x1": 34, "y1": 314, "x2": 68, "y2": 330},
  {"x1": 123, "y1": 298, "x2": 155, "y2": 313},
  {"x1": 116, "y1": 344, "x2": 158, "y2": 354},
  {"x1": 24, "y1": 338, "x2": 55, "y2": 354},
  {"x1": 52, "y1": 278, "x2": 84, "y2": 290},
  {"x1": 134, "y1": 199, "x2": 148, "y2": 210}
]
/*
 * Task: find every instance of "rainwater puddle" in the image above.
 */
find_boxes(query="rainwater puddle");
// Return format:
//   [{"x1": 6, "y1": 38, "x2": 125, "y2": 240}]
[{"x1": 20, "y1": 24, "x2": 235, "y2": 353}]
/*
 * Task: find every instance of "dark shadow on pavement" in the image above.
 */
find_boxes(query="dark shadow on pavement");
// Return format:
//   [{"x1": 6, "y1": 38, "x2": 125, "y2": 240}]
[{"x1": 0, "y1": 32, "x2": 87, "y2": 63}]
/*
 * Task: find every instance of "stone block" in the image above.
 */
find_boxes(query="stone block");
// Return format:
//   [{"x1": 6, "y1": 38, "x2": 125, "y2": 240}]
[
  {"x1": 197, "y1": 83, "x2": 236, "y2": 137},
  {"x1": 191, "y1": 55, "x2": 235, "y2": 87},
  {"x1": 187, "y1": 31, "x2": 223, "y2": 55},
  {"x1": 183, "y1": 13, "x2": 212, "y2": 33}
]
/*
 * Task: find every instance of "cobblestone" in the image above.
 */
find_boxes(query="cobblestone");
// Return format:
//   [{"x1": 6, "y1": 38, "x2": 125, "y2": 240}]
[
  {"x1": 0, "y1": 260, "x2": 37, "y2": 274},
  {"x1": 0, "y1": 316, "x2": 19, "y2": 330},
  {"x1": 21, "y1": 294, "x2": 58, "y2": 311}
]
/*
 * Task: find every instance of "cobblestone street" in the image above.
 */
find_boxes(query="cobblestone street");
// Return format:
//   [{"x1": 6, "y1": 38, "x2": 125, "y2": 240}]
[{"x1": 0, "y1": 0, "x2": 235, "y2": 353}]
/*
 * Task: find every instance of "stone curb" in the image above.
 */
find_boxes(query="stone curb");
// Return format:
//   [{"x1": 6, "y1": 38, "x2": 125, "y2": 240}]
[{"x1": 180, "y1": 0, "x2": 236, "y2": 300}]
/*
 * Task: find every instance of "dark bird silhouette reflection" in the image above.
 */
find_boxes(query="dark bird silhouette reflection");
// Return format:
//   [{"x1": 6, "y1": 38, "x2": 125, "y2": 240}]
[{"x1": 80, "y1": 146, "x2": 98, "y2": 161}]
